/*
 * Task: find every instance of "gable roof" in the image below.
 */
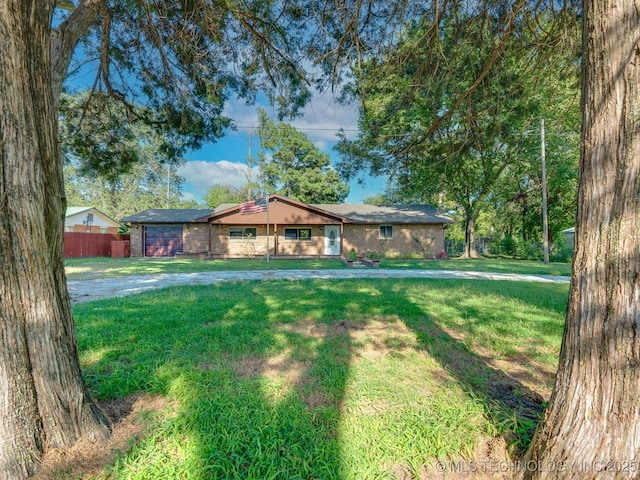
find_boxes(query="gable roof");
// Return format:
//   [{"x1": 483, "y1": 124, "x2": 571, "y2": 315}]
[
  {"x1": 121, "y1": 209, "x2": 214, "y2": 223},
  {"x1": 121, "y1": 198, "x2": 453, "y2": 225},
  {"x1": 65, "y1": 207, "x2": 122, "y2": 226},
  {"x1": 205, "y1": 195, "x2": 350, "y2": 225},
  {"x1": 66, "y1": 207, "x2": 94, "y2": 217},
  {"x1": 312, "y1": 204, "x2": 454, "y2": 224}
]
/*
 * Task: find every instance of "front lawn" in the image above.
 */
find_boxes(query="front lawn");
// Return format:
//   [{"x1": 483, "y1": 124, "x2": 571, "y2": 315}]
[
  {"x1": 64, "y1": 256, "x2": 571, "y2": 281},
  {"x1": 64, "y1": 257, "x2": 347, "y2": 280},
  {"x1": 380, "y1": 257, "x2": 572, "y2": 276},
  {"x1": 68, "y1": 278, "x2": 568, "y2": 479}
]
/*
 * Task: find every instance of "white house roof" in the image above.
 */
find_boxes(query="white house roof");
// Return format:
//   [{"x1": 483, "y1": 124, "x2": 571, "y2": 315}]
[{"x1": 65, "y1": 207, "x2": 121, "y2": 227}]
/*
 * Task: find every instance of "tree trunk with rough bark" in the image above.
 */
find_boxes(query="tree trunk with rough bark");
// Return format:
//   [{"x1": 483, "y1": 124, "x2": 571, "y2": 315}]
[
  {"x1": 0, "y1": 2, "x2": 109, "y2": 478},
  {"x1": 461, "y1": 209, "x2": 480, "y2": 258},
  {"x1": 521, "y1": 1, "x2": 640, "y2": 478}
]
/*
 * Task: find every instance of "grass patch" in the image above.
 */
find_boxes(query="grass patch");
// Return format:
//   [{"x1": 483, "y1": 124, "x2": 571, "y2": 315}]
[
  {"x1": 65, "y1": 256, "x2": 571, "y2": 281},
  {"x1": 65, "y1": 257, "x2": 347, "y2": 280},
  {"x1": 380, "y1": 258, "x2": 572, "y2": 276},
  {"x1": 72, "y1": 278, "x2": 568, "y2": 479}
]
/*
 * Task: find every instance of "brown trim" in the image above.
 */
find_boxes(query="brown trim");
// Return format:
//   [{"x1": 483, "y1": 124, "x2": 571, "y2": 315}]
[
  {"x1": 274, "y1": 223, "x2": 278, "y2": 255},
  {"x1": 203, "y1": 194, "x2": 351, "y2": 224}
]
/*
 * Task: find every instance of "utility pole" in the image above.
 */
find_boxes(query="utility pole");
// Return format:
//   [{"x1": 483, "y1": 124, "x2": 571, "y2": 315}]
[
  {"x1": 541, "y1": 118, "x2": 550, "y2": 264},
  {"x1": 246, "y1": 128, "x2": 253, "y2": 201},
  {"x1": 166, "y1": 163, "x2": 170, "y2": 209}
]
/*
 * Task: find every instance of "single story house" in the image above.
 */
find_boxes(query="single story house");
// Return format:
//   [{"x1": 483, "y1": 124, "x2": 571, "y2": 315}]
[
  {"x1": 121, "y1": 195, "x2": 453, "y2": 259},
  {"x1": 66, "y1": 207, "x2": 121, "y2": 234}
]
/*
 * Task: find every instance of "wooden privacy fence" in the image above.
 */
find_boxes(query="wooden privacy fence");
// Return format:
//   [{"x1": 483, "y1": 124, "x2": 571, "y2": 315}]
[{"x1": 64, "y1": 232, "x2": 130, "y2": 259}]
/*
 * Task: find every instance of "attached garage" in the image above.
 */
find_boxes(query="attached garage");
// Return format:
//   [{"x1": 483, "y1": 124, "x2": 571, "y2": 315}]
[
  {"x1": 144, "y1": 226, "x2": 183, "y2": 257},
  {"x1": 122, "y1": 209, "x2": 214, "y2": 258}
]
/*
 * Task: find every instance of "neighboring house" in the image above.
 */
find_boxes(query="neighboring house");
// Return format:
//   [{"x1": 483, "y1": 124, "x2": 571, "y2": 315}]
[
  {"x1": 65, "y1": 207, "x2": 121, "y2": 234},
  {"x1": 121, "y1": 195, "x2": 453, "y2": 259},
  {"x1": 561, "y1": 227, "x2": 575, "y2": 246}
]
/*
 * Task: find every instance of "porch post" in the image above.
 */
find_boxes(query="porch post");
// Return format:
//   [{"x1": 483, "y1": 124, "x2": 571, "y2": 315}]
[{"x1": 265, "y1": 194, "x2": 270, "y2": 263}]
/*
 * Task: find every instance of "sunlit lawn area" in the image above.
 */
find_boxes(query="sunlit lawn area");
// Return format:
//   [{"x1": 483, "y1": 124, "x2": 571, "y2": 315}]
[
  {"x1": 380, "y1": 257, "x2": 571, "y2": 276},
  {"x1": 65, "y1": 256, "x2": 571, "y2": 280},
  {"x1": 64, "y1": 257, "x2": 348, "y2": 280},
  {"x1": 72, "y1": 278, "x2": 569, "y2": 479}
]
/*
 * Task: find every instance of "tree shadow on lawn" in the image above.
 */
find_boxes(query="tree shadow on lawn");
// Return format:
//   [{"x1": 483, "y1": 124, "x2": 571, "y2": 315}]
[
  {"x1": 72, "y1": 281, "x2": 356, "y2": 479},
  {"x1": 66, "y1": 278, "x2": 565, "y2": 478},
  {"x1": 398, "y1": 279, "x2": 567, "y2": 454}
]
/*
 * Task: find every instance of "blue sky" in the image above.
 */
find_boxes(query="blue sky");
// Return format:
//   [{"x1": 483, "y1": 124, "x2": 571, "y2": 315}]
[{"x1": 179, "y1": 92, "x2": 387, "y2": 204}]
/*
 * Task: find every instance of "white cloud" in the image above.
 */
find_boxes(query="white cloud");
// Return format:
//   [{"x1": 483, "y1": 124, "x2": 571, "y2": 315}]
[
  {"x1": 178, "y1": 160, "x2": 248, "y2": 201},
  {"x1": 180, "y1": 91, "x2": 363, "y2": 203},
  {"x1": 292, "y1": 92, "x2": 360, "y2": 143},
  {"x1": 222, "y1": 90, "x2": 360, "y2": 145}
]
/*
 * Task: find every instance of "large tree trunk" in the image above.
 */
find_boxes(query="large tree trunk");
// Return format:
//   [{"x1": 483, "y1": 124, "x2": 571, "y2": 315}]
[
  {"x1": 0, "y1": 3, "x2": 109, "y2": 478},
  {"x1": 461, "y1": 209, "x2": 481, "y2": 258},
  {"x1": 521, "y1": 2, "x2": 640, "y2": 478}
]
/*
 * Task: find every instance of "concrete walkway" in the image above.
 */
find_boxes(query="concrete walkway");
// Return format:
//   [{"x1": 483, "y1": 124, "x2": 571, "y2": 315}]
[{"x1": 67, "y1": 269, "x2": 570, "y2": 304}]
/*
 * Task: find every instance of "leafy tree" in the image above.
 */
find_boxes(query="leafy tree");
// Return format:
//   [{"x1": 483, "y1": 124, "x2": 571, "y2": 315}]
[
  {"x1": 257, "y1": 108, "x2": 349, "y2": 203},
  {"x1": 204, "y1": 184, "x2": 247, "y2": 209},
  {"x1": 61, "y1": 92, "x2": 187, "y2": 218},
  {"x1": 64, "y1": 160, "x2": 184, "y2": 220},
  {"x1": 521, "y1": 2, "x2": 640, "y2": 476},
  {"x1": 2, "y1": 1, "x2": 638, "y2": 479},
  {"x1": 487, "y1": 78, "x2": 580, "y2": 256},
  {"x1": 0, "y1": 1, "x2": 351, "y2": 477},
  {"x1": 362, "y1": 194, "x2": 391, "y2": 205},
  {"x1": 337, "y1": 11, "x2": 580, "y2": 257}
]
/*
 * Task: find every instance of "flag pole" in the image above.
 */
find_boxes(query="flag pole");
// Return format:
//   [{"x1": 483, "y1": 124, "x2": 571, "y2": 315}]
[{"x1": 265, "y1": 194, "x2": 270, "y2": 263}]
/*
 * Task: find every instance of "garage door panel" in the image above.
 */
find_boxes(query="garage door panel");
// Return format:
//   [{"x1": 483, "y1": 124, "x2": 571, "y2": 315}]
[{"x1": 144, "y1": 226, "x2": 183, "y2": 256}]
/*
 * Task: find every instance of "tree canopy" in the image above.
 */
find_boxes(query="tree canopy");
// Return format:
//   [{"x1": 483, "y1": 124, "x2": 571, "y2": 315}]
[
  {"x1": 257, "y1": 108, "x2": 350, "y2": 203},
  {"x1": 204, "y1": 183, "x2": 248, "y2": 208},
  {"x1": 5, "y1": 2, "x2": 637, "y2": 480},
  {"x1": 336, "y1": 8, "x2": 580, "y2": 257},
  {"x1": 60, "y1": 91, "x2": 189, "y2": 218}
]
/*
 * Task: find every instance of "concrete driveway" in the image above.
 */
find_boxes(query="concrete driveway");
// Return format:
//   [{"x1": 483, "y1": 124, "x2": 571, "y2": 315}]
[{"x1": 67, "y1": 269, "x2": 570, "y2": 304}]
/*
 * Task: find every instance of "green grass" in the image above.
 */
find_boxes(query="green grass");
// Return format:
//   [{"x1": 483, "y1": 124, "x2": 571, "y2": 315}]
[
  {"x1": 64, "y1": 257, "x2": 347, "y2": 280},
  {"x1": 73, "y1": 278, "x2": 569, "y2": 479},
  {"x1": 380, "y1": 257, "x2": 572, "y2": 276},
  {"x1": 64, "y1": 256, "x2": 571, "y2": 281}
]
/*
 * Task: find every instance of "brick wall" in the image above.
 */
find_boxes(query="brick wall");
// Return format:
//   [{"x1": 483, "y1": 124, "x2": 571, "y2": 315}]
[
  {"x1": 129, "y1": 226, "x2": 143, "y2": 257},
  {"x1": 212, "y1": 225, "x2": 270, "y2": 257},
  {"x1": 343, "y1": 224, "x2": 445, "y2": 258},
  {"x1": 276, "y1": 225, "x2": 325, "y2": 256},
  {"x1": 211, "y1": 225, "x2": 328, "y2": 257},
  {"x1": 183, "y1": 224, "x2": 209, "y2": 254}
]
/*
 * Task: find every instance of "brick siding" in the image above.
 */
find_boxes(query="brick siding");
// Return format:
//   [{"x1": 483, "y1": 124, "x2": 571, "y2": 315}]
[{"x1": 343, "y1": 224, "x2": 445, "y2": 258}]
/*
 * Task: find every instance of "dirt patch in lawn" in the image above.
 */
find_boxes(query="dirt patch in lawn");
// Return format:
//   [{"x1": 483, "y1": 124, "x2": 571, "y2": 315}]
[
  {"x1": 280, "y1": 317, "x2": 420, "y2": 358},
  {"x1": 32, "y1": 393, "x2": 172, "y2": 480},
  {"x1": 411, "y1": 436, "x2": 515, "y2": 479},
  {"x1": 232, "y1": 349, "x2": 311, "y2": 385}
]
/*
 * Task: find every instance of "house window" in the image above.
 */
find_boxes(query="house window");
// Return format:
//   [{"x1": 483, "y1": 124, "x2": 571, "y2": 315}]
[
  {"x1": 230, "y1": 227, "x2": 257, "y2": 240},
  {"x1": 380, "y1": 225, "x2": 393, "y2": 239},
  {"x1": 284, "y1": 228, "x2": 312, "y2": 241}
]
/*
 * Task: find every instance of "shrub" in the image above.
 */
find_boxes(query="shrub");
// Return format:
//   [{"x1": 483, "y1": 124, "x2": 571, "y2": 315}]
[{"x1": 550, "y1": 241, "x2": 573, "y2": 263}]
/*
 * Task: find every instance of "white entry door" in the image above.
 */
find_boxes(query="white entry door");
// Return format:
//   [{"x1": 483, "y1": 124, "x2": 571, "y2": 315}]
[{"x1": 324, "y1": 225, "x2": 341, "y2": 255}]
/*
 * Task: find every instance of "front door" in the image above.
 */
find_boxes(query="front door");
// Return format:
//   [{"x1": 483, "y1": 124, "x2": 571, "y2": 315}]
[{"x1": 324, "y1": 225, "x2": 340, "y2": 255}]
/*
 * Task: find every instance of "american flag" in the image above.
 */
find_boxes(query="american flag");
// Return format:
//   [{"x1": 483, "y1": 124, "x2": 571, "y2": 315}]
[{"x1": 239, "y1": 197, "x2": 267, "y2": 214}]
